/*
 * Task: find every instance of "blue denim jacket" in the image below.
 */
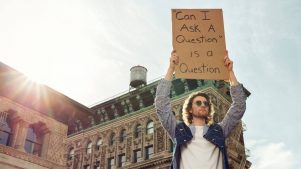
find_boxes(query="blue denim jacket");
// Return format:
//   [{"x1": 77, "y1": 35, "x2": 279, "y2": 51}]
[{"x1": 155, "y1": 79, "x2": 248, "y2": 169}]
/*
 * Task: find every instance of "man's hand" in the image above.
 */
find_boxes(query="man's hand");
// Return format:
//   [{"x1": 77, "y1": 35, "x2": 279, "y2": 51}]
[
  {"x1": 224, "y1": 50, "x2": 233, "y2": 72},
  {"x1": 224, "y1": 50, "x2": 239, "y2": 86},
  {"x1": 165, "y1": 50, "x2": 179, "y2": 81},
  {"x1": 169, "y1": 50, "x2": 179, "y2": 71}
]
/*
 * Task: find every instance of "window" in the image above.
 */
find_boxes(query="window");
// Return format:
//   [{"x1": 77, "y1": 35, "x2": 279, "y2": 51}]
[
  {"x1": 118, "y1": 154, "x2": 126, "y2": 167},
  {"x1": 108, "y1": 157, "x2": 115, "y2": 169},
  {"x1": 146, "y1": 121, "x2": 154, "y2": 134},
  {"x1": 68, "y1": 148, "x2": 75, "y2": 160},
  {"x1": 133, "y1": 149, "x2": 142, "y2": 163},
  {"x1": 24, "y1": 127, "x2": 42, "y2": 156},
  {"x1": 0, "y1": 112, "x2": 11, "y2": 146},
  {"x1": 145, "y1": 145, "x2": 154, "y2": 160},
  {"x1": 96, "y1": 138, "x2": 102, "y2": 150},
  {"x1": 109, "y1": 133, "x2": 115, "y2": 146},
  {"x1": 169, "y1": 139, "x2": 174, "y2": 153},
  {"x1": 84, "y1": 165, "x2": 90, "y2": 169},
  {"x1": 134, "y1": 124, "x2": 141, "y2": 138},
  {"x1": 94, "y1": 161, "x2": 100, "y2": 169},
  {"x1": 87, "y1": 141, "x2": 92, "y2": 154},
  {"x1": 119, "y1": 129, "x2": 127, "y2": 142}
]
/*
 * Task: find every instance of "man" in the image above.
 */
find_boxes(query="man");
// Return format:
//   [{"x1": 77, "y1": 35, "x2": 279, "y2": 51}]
[{"x1": 155, "y1": 50, "x2": 249, "y2": 169}]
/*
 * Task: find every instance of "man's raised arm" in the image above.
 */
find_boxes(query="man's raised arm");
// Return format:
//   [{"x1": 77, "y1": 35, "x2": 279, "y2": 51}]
[
  {"x1": 154, "y1": 50, "x2": 179, "y2": 141},
  {"x1": 219, "y1": 51, "x2": 248, "y2": 137}
]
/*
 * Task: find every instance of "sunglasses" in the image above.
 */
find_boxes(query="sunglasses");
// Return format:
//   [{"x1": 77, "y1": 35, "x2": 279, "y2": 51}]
[{"x1": 194, "y1": 100, "x2": 210, "y2": 107}]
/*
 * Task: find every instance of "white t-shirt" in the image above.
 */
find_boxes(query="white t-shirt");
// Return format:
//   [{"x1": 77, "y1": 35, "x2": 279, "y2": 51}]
[{"x1": 180, "y1": 126, "x2": 223, "y2": 169}]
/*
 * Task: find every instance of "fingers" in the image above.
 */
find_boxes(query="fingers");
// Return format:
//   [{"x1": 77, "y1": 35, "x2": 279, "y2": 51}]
[
  {"x1": 224, "y1": 50, "x2": 229, "y2": 60},
  {"x1": 171, "y1": 49, "x2": 176, "y2": 54},
  {"x1": 224, "y1": 57, "x2": 232, "y2": 66},
  {"x1": 224, "y1": 60, "x2": 233, "y2": 68},
  {"x1": 170, "y1": 50, "x2": 179, "y2": 65},
  {"x1": 171, "y1": 56, "x2": 179, "y2": 65},
  {"x1": 224, "y1": 50, "x2": 233, "y2": 70}
]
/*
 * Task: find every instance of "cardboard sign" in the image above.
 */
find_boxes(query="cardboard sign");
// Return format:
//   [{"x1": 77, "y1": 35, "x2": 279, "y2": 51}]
[{"x1": 172, "y1": 9, "x2": 229, "y2": 80}]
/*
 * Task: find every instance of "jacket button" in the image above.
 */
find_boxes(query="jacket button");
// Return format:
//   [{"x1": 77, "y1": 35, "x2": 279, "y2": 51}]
[{"x1": 184, "y1": 139, "x2": 186, "y2": 142}]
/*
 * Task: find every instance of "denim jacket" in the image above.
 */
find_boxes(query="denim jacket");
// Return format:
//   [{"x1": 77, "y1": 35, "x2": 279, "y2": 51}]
[{"x1": 155, "y1": 79, "x2": 248, "y2": 169}]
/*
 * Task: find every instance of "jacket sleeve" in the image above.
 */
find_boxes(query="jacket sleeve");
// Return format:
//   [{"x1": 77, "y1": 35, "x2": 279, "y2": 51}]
[
  {"x1": 218, "y1": 84, "x2": 247, "y2": 137},
  {"x1": 155, "y1": 79, "x2": 177, "y2": 141}
]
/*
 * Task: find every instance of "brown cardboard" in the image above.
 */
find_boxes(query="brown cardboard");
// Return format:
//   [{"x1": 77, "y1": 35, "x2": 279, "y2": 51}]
[{"x1": 172, "y1": 9, "x2": 229, "y2": 80}]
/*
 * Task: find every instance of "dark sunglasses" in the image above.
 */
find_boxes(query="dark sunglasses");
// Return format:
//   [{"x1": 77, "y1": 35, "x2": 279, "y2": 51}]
[{"x1": 194, "y1": 100, "x2": 210, "y2": 107}]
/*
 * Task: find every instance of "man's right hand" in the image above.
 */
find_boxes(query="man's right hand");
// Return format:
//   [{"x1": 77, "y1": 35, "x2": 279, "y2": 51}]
[
  {"x1": 165, "y1": 50, "x2": 179, "y2": 81},
  {"x1": 169, "y1": 50, "x2": 179, "y2": 71}
]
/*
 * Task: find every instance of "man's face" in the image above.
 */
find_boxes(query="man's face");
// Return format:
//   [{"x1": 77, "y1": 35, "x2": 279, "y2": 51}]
[{"x1": 189, "y1": 96, "x2": 210, "y2": 119}]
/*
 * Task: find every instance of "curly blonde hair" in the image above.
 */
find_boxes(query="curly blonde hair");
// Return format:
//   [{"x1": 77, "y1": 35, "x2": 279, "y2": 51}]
[{"x1": 182, "y1": 92, "x2": 213, "y2": 125}]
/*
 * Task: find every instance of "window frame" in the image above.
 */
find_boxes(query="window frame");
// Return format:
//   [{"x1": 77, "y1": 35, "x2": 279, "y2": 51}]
[
  {"x1": 86, "y1": 141, "x2": 92, "y2": 154},
  {"x1": 119, "y1": 129, "x2": 127, "y2": 142},
  {"x1": 146, "y1": 121, "x2": 154, "y2": 134},
  {"x1": 118, "y1": 153, "x2": 126, "y2": 167},
  {"x1": 96, "y1": 138, "x2": 102, "y2": 150},
  {"x1": 94, "y1": 161, "x2": 100, "y2": 169},
  {"x1": 133, "y1": 149, "x2": 142, "y2": 163},
  {"x1": 24, "y1": 126, "x2": 42, "y2": 156},
  {"x1": 68, "y1": 148, "x2": 75, "y2": 160},
  {"x1": 0, "y1": 120, "x2": 12, "y2": 146},
  {"x1": 145, "y1": 145, "x2": 154, "y2": 160},
  {"x1": 109, "y1": 133, "x2": 115, "y2": 146},
  {"x1": 134, "y1": 124, "x2": 142, "y2": 138},
  {"x1": 107, "y1": 157, "x2": 115, "y2": 169}
]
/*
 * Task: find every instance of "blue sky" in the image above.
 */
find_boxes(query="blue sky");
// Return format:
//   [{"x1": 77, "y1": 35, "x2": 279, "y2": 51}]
[{"x1": 1, "y1": 0, "x2": 300, "y2": 168}]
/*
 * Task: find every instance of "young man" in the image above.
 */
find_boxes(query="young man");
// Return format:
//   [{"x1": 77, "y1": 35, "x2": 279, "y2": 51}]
[{"x1": 155, "y1": 50, "x2": 248, "y2": 169}]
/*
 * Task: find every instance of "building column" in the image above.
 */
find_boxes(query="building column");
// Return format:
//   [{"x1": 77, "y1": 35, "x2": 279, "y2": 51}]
[
  {"x1": 40, "y1": 126, "x2": 51, "y2": 158},
  {"x1": 10, "y1": 116, "x2": 29, "y2": 152}
]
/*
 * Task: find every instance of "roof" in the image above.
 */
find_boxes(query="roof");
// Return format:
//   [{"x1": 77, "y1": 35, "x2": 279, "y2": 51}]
[{"x1": 0, "y1": 62, "x2": 94, "y2": 132}]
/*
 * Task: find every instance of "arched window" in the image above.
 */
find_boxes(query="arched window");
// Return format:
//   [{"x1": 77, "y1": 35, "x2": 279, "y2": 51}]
[
  {"x1": 109, "y1": 133, "x2": 115, "y2": 146},
  {"x1": 24, "y1": 126, "x2": 42, "y2": 156},
  {"x1": 96, "y1": 138, "x2": 102, "y2": 150},
  {"x1": 87, "y1": 141, "x2": 92, "y2": 154},
  {"x1": 0, "y1": 111, "x2": 11, "y2": 146},
  {"x1": 68, "y1": 148, "x2": 75, "y2": 160},
  {"x1": 134, "y1": 124, "x2": 141, "y2": 138},
  {"x1": 146, "y1": 121, "x2": 154, "y2": 134},
  {"x1": 119, "y1": 129, "x2": 127, "y2": 142}
]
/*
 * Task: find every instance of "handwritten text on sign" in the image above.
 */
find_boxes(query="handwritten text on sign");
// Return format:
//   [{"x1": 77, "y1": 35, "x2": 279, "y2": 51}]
[{"x1": 172, "y1": 9, "x2": 229, "y2": 80}]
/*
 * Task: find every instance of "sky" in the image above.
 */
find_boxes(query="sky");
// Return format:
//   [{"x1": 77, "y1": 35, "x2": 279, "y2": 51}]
[{"x1": 1, "y1": 0, "x2": 301, "y2": 168}]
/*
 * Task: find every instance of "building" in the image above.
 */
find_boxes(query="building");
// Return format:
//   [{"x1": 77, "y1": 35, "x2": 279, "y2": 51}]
[
  {"x1": 0, "y1": 62, "x2": 251, "y2": 169},
  {"x1": 0, "y1": 62, "x2": 93, "y2": 169}
]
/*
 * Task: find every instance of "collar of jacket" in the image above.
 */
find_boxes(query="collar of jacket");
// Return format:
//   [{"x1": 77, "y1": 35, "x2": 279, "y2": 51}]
[{"x1": 175, "y1": 122, "x2": 225, "y2": 149}]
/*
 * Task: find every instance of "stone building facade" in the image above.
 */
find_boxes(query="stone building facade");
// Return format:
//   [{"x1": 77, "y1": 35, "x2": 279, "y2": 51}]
[
  {"x1": 0, "y1": 97, "x2": 67, "y2": 169},
  {"x1": 0, "y1": 62, "x2": 93, "y2": 169}
]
